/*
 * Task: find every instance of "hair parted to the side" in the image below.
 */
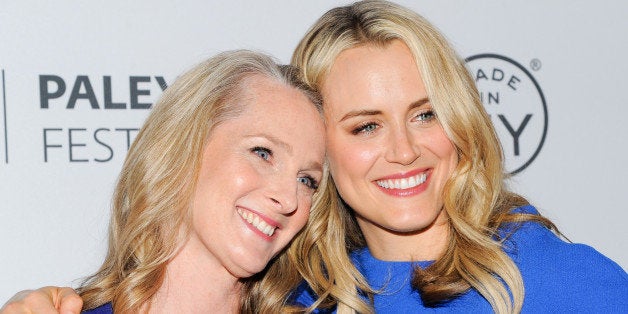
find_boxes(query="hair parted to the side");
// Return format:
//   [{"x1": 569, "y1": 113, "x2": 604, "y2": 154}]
[
  {"x1": 77, "y1": 49, "x2": 323, "y2": 313},
  {"x1": 291, "y1": 1, "x2": 555, "y2": 313}
]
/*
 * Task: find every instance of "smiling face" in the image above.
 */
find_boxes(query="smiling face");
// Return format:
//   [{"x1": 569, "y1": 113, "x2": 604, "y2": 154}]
[
  {"x1": 187, "y1": 75, "x2": 325, "y2": 279},
  {"x1": 322, "y1": 41, "x2": 458, "y2": 259}
]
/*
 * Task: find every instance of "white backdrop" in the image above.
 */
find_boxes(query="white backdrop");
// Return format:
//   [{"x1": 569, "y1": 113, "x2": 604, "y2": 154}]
[{"x1": 1, "y1": 0, "x2": 626, "y2": 303}]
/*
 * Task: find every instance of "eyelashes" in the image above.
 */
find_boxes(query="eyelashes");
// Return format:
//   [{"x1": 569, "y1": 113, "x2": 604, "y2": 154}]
[
  {"x1": 298, "y1": 175, "x2": 319, "y2": 190},
  {"x1": 252, "y1": 146, "x2": 272, "y2": 160},
  {"x1": 414, "y1": 109, "x2": 436, "y2": 122},
  {"x1": 351, "y1": 122, "x2": 378, "y2": 135}
]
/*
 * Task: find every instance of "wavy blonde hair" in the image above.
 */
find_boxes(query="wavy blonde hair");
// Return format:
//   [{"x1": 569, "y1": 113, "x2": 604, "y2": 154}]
[
  {"x1": 77, "y1": 50, "x2": 323, "y2": 313},
  {"x1": 291, "y1": 1, "x2": 554, "y2": 313}
]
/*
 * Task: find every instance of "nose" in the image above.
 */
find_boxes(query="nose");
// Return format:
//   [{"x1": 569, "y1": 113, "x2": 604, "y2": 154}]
[
  {"x1": 267, "y1": 174, "x2": 299, "y2": 214},
  {"x1": 384, "y1": 126, "x2": 420, "y2": 165}
]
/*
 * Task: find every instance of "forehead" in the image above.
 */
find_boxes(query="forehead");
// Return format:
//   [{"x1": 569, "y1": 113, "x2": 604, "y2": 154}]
[
  {"x1": 222, "y1": 75, "x2": 325, "y2": 149},
  {"x1": 238, "y1": 75, "x2": 319, "y2": 120},
  {"x1": 327, "y1": 41, "x2": 420, "y2": 85},
  {"x1": 322, "y1": 41, "x2": 426, "y2": 113}
]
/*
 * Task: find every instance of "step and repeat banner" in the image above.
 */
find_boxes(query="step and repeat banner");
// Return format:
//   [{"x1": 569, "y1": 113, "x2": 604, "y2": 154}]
[{"x1": 1, "y1": 0, "x2": 626, "y2": 301}]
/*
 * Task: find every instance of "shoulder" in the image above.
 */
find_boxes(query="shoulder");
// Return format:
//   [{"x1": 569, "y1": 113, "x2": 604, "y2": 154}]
[
  {"x1": 289, "y1": 281, "x2": 335, "y2": 313},
  {"x1": 506, "y1": 205, "x2": 626, "y2": 276},
  {"x1": 505, "y1": 206, "x2": 624, "y2": 270},
  {"x1": 289, "y1": 281, "x2": 317, "y2": 307},
  {"x1": 82, "y1": 303, "x2": 113, "y2": 314},
  {"x1": 505, "y1": 205, "x2": 628, "y2": 311}
]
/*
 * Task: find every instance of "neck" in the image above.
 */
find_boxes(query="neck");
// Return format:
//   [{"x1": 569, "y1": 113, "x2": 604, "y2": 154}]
[
  {"x1": 357, "y1": 209, "x2": 450, "y2": 261},
  {"x1": 146, "y1": 236, "x2": 242, "y2": 314}
]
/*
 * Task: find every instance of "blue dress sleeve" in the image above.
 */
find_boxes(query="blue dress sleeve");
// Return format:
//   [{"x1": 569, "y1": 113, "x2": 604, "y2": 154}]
[{"x1": 506, "y1": 206, "x2": 628, "y2": 312}]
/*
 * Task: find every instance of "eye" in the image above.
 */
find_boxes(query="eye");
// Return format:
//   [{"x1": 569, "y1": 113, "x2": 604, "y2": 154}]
[
  {"x1": 351, "y1": 122, "x2": 379, "y2": 135},
  {"x1": 252, "y1": 146, "x2": 272, "y2": 161},
  {"x1": 297, "y1": 175, "x2": 319, "y2": 190},
  {"x1": 413, "y1": 109, "x2": 436, "y2": 123}
]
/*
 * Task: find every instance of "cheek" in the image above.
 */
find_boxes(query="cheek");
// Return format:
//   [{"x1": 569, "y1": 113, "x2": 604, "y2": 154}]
[
  {"x1": 427, "y1": 131, "x2": 459, "y2": 169},
  {"x1": 294, "y1": 197, "x2": 312, "y2": 230},
  {"x1": 327, "y1": 133, "x2": 379, "y2": 179}
]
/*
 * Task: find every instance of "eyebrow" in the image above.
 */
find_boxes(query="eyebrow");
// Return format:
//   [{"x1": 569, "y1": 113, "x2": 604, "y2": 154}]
[
  {"x1": 248, "y1": 133, "x2": 292, "y2": 154},
  {"x1": 247, "y1": 133, "x2": 323, "y2": 172},
  {"x1": 338, "y1": 97, "x2": 430, "y2": 122}
]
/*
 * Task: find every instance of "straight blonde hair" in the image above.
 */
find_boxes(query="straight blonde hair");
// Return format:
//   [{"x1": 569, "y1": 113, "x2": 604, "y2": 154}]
[
  {"x1": 291, "y1": 1, "x2": 555, "y2": 313},
  {"x1": 78, "y1": 50, "x2": 324, "y2": 313}
]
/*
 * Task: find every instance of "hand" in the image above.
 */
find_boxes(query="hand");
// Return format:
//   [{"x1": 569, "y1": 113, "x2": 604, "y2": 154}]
[{"x1": 0, "y1": 286, "x2": 82, "y2": 314}]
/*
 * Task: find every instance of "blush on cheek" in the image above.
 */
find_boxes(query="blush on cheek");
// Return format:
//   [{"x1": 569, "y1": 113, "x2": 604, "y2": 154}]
[
  {"x1": 297, "y1": 218, "x2": 308, "y2": 233},
  {"x1": 299, "y1": 205, "x2": 311, "y2": 229},
  {"x1": 331, "y1": 141, "x2": 378, "y2": 164},
  {"x1": 357, "y1": 149, "x2": 378, "y2": 161}
]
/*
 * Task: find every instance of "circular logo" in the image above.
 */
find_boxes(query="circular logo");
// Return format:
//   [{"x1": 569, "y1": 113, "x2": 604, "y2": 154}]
[{"x1": 465, "y1": 54, "x2": 548, "y2": 175}]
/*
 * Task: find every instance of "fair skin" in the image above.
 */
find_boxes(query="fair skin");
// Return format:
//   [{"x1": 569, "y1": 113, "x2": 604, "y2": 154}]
[
  {"x1": 0, "y1": 75, "x2": 325, "y2": 314},
  {"x1": 322, "y1": 40, "x2": 458, "y2": 261},
  {"x1": 1, "y1": 41, "x2": 456, "y2": 311}
]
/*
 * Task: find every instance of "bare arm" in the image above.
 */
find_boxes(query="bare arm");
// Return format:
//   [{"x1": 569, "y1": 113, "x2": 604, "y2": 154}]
[{"x1": 0, "y1": 287, "x2": 82, "y2": 314}]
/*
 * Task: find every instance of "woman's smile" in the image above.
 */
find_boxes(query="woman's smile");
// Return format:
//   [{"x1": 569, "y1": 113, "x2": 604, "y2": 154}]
[
  {"x1": 373, "y1": 168, "x2": 431, "y2": 197},
  {"x1": 237, "y1": 207, "x2": 280, "y2": 239}
]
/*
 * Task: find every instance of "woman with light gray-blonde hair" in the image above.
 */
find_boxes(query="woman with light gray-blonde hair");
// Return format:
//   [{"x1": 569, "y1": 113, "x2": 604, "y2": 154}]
[
  {"x1": 1, "y1": 49, "x2": 329, "y2": 314},
  {"x1": 79, "y1": 50, "x2": 327, "y2": 314},
  {"x1": 289, "y1": 0, "x2": 627, "y2": 313}
]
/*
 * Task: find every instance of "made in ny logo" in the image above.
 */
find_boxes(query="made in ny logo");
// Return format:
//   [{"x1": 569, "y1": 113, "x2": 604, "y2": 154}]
[{"x1": 465, "y1": 54, "x2": 548, "y2": 175}]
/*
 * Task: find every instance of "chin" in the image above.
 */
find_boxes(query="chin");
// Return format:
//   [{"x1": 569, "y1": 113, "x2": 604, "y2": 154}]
[
  {"x1": 377, "y1": 212, "x2": 439, "y2": 232},
  {"x1": 386, "y1": 223, "x2": 432, "y2": 234},
  {"x1": 233, "y1": 265, "x2": 267, "y2": 279},
  {"x1": 229, "y1": 254, "x2": 274, "y2": 278}
]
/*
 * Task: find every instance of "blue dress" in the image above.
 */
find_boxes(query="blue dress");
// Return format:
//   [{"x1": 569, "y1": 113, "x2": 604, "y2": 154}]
[
  {"x1": 82, "y1": 302, "x2": 112, "y2": 313},
  {"x1": 291, "y1": 205, "x2": 628, "y2": 313}
]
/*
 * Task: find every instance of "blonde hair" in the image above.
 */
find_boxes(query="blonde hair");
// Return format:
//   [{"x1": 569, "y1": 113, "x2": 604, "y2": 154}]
[
  {"x1": 78, "y1": 50, "x2": 323, "y2": 313},
  {"x1": 291, "y1": 1, "x2": 554, "y2": 313}
]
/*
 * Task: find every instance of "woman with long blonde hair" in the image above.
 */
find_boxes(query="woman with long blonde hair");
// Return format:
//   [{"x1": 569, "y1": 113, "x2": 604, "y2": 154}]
[
  {"x1": 288, "y1": 0, "x2": 627, "y2": 313},
  {"x1": 2, "y1": 49, "x2": 328, "y2": 314}
]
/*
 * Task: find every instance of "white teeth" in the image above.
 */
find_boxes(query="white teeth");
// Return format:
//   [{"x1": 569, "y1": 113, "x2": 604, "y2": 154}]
[
  {"x1": 376, "y1": 173, "x2": 427, "y2": 190},
  {"x1": 237, "y1": 208, "x2": 277, "y2": 237},
  {"x1": 399, "y1": 178, "x2": 408, "y2": 189},
  {"x1": 263, "y1": 225, "x2": 274, "y2": 236}
]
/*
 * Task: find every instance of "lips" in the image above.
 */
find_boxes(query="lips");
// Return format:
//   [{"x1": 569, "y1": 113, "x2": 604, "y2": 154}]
[
  {"x1": 237, "y1": 208, "x2": 278, "y2": 237},
  {"x1": 373, "y1": 169, "x2": 430, "y2": 196},
  {"x1": 375, "y1": 172, "x2": 427, "y2": 189}
]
